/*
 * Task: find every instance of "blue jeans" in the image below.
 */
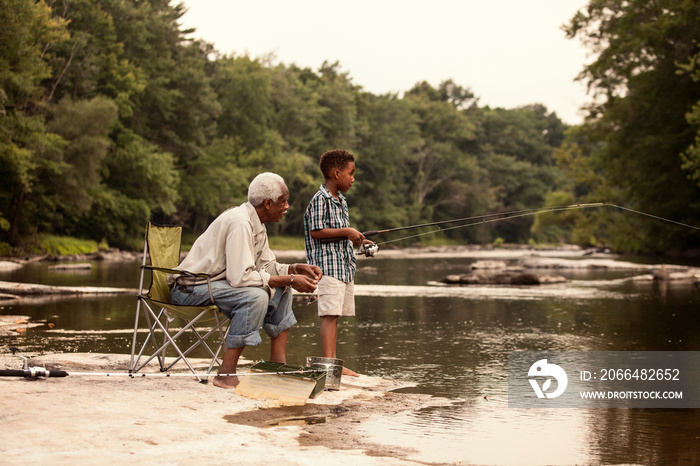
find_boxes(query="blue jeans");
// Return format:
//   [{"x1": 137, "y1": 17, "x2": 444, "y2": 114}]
[{"x1": 170, "y1": 280, "x2": 296, "y2": 348}]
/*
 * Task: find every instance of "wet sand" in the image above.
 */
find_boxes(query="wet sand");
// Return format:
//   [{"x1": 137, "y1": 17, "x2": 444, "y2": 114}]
[{"x1": 0, "y1": 352, "x2": 441, "y2": 465}]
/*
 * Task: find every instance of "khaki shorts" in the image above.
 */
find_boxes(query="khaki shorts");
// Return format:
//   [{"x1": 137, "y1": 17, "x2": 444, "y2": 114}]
[{"x1": 317, "y1": 275, "x2": 355, "y2": 317}]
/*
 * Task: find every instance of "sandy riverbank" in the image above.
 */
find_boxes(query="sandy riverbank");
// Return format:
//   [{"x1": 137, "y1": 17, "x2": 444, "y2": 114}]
[{"x1": 0, "y1": 352, "x2": 443, "y2": 465}]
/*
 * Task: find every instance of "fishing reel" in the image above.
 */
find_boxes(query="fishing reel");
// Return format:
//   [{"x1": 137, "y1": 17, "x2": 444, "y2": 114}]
[
  {"x1": 357, "y1": 241, "x2": 378, "y2": 257},
  {"x1": 10, "y1": 347, "x2": 29, "y2": 370},
  {"x1": 1, "y1": 347, "x2": 66, "y2": 378}
]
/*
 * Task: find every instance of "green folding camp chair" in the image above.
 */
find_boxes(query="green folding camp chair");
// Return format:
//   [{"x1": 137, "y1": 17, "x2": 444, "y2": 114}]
[{"x1": 129, "y1": 222, "x2": 230, "y2": 382}]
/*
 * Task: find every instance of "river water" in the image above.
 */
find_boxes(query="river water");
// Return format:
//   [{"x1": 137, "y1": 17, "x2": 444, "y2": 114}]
[{"x1": 1, "y1": 248, "x2": 699, "y2": 464}]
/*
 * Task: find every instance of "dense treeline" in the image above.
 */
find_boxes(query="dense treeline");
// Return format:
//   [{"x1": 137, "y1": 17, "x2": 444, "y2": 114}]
[
  {"x1": 1, "y1": 0, "x2": 699, "y2": 254},
  {"x1": 538, "y1": 0, "x2": 700, "y2": 253}
]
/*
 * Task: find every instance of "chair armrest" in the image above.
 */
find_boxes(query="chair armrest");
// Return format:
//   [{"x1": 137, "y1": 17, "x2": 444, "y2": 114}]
[
  {"x1": 145, "y1": 267, "x2": 217, "y2": 305},
  {"x1": 142, "y1": 266, "x2": 212, "y2": 280}
]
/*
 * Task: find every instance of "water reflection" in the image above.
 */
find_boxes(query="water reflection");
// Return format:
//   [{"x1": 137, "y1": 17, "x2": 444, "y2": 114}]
[
  {"x1": 1, "y1": 260, "x2": 140, "y2": 289},
  {"x1": 364, "y1": 402, "x2": 700, "y2": 464},
  {"x1": 364, "y1": 403, "x2": 592, "y2": 465},
  {"x1": 1, "y1": 254, "x2": 700, "y2": 463}
]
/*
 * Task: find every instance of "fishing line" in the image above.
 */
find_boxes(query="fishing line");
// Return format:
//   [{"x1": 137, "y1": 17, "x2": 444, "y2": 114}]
[
  {"x1": 376, "y1": 204, "x2": 596, "y2": 245},
  {"x1": 374, "y1": 203, "x2": 604, "y2": 246},
  {"x1": 321, "y1": 203, "x2": 608, "y2": 244},
  {"x1": 372, "y1": 203, "x2": 607, "y2": 238},
  {"x1": 609, "y1": 204, "x2": 700, "y2": 231},
  {"x1": 373, "y1": 202, "x2": 700, "y2": 247}
]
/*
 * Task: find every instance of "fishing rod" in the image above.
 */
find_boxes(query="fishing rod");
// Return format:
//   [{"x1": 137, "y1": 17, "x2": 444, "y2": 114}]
[
  {"x1": 0, "y1": 369, "x2": 325, "y2": 379},
  {"x1": 322, "y1": 202, "x2": 700, "y2": 256},
  {"x1": 0, "y1": 348, "x2": 324, "y2": 379}
]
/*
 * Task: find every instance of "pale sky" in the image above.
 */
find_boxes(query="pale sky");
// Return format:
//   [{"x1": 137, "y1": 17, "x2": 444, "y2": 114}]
[{"x1": 179, "y1": 1, "x2": 592, "y2": 125}]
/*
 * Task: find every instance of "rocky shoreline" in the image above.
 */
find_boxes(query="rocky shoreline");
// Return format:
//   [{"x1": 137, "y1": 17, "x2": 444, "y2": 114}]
[
  {"x1": 0, "y1": 352, "x2": 442, "y2": 465},
  {"x1": 440, "y1": 258, "x2": 700, "y2": 286},
  {"x1": 0, "y1": 249, "x2": 143, "y2": 265}
]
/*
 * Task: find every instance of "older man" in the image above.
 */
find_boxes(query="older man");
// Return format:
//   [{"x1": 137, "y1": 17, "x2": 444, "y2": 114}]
[{"x1": 168, "y1": 172, "x2": 322, "y2": 388}]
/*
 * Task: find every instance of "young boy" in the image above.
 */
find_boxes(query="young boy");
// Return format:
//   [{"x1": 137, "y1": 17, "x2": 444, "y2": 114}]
[{"x1": 304, "y1": 149, "x2": 364, "y2": 377}]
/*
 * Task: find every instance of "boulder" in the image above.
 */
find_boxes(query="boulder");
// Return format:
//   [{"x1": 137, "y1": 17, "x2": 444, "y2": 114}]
[
  {"x1": 442, "y1": 272, "x2": 567, "y2": 285},
  {"x1": 470, "y1": 260, "x2": 507, "y2": 270},
  {"x1": 48, "y1": 263, "x2": 92, "y2": 271},
  {"x1": 0, "y1": 261, "x2": 22, "y2": 272}
]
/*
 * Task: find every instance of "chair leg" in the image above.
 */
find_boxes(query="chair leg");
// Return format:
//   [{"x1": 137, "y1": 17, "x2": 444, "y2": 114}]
[
  {"x1": 161, "y1": 318, "x2": 169, "y2": 369},
  {"x1": 131, "y1": 236, "x2": 150, "y2": 373},
  {"x1": 141, "y1": 312, "x2": 204, "y2": 381},
  {"x1": 129, "y1": 299, "x2": 143, "y2": 373},
  {"x1": 162, "y1": 312, "x2": 222, "y2": 372},
  {"x1": 142, "y1": 304, "x2": 167, "y2": 371},
  {"x1": 131, "y1": 304, "x2": 229, "y2": 383},
  {"x1": 131, "y1": 305, "x2": 171, "y2": 373}
]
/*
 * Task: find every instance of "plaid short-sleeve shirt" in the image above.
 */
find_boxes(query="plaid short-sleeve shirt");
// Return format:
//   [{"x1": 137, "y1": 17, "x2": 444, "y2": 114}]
[{"x1": 304, "y1": 184, "x2": 356, "y2": 282}]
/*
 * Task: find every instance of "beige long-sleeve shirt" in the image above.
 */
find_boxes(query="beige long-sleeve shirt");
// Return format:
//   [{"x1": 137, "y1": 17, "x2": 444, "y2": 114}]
[{"x1": 167, "y1": 202, "x2": 289, "y2": 296}]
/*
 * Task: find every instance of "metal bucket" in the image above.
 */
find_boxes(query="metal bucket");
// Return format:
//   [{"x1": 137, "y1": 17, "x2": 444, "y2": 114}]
[{"x1": 305, "y1": 356, "x2": 343, "y2": 390}]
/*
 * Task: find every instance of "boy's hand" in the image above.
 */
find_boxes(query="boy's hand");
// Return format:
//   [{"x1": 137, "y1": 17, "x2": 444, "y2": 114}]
[{"x1": 346, "y1": 228, "x2": 365, "y2": 247}]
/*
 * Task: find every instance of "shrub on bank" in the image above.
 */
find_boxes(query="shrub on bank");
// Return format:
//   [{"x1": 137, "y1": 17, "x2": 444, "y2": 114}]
[
  {"x1": 268, "y1": 236, "x2": 306, "y2": 250},
  {"x1": 39, "y1": 235, "x2": 104, "y2": 256}
]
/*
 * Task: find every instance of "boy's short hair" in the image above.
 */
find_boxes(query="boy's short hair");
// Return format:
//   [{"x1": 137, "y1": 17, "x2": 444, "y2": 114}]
[{"x1": 320, "y1": 149, "x2": 355, "y2": 179}]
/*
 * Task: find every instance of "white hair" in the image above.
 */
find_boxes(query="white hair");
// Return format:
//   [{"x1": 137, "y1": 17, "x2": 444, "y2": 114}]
[{"x1": 248, "y1": 172, "x2": 287, "y2": 207}]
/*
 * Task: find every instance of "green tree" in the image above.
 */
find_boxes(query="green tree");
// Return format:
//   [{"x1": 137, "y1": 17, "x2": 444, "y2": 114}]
[
  {"x1": 0, "y1": 0, "x2": 600, "y2": 252},
  {"x1": 353, "y1": 92, "x2": 423, "y2": 231},
  {"x1": 478, "y1": 104, "x2": 565, "y2": 166},
  {"x1": 84, "y1": 128, "x2": 180, "y2": 249},
  {"x1": 110, "y1": 0, "x2": 219, "y2": 160},
  {"x1": 43, "y1": 0, "x2": 221, "y2": 244},
  {"x1": 679, "y1": 46, "x2": 700, "y2": 185},
  {"x1": 42, "y1": 0, "x2": 144, "y2": 115},
  {"x1": 105, "y1": 129, "x2": 180, "y2": 215},
  {"x1": 313, "y1": 61, "x2": 359, "y2": 152},
  {"x1": 0, "y1": 0, "x2": 69, "y2": 245},
  {"x1": 404, "y1": 81, "x2": 479, "y2": 223},
  {"x1": 212, "y1": 55, "x2": 274, "y2": 151},
  {"x1": 565, "y1": 0, "x2": 700, "y2": 251},
  {"x1": 40, "y1": 96, "x2": 118, "y2": 228},
  {"x1": 537, "y1": 125, "x2": 619, "y2": 247},
  {"x1": 462, "y1": 103, "x2": 564, "y2": 242},
  {"x1": 177, "y1": 136, "x2": 250, "y2": 232},
  {"x1": 268, "y1": 63, "x2": 326, "y2": 155}
]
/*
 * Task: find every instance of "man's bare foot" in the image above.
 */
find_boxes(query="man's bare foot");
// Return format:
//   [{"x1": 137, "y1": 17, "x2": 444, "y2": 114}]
[
  {"x1": 342, "y1": 367, "x2": 360, "y2": 377},
  {"x1": 213, "y1": 375, "x2": 240, "y2": 389}
]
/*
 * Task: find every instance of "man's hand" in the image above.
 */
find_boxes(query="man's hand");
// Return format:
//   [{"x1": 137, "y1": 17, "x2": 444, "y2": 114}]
[
  {"x1": 295, "y1": 263, "x2": 323, "y2": 281},
  {"x1": 292, "y1": 274, "x2": 318, "y2": 293}
]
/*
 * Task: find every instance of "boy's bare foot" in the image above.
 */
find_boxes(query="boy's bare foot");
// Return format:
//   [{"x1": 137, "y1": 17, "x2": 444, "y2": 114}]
[
  {"x1": 213, "y1": 375, "x2": 240, "y2": 389},
  {"x1": 342, "y1": 367, "x2": 360, "y2": 377}
]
